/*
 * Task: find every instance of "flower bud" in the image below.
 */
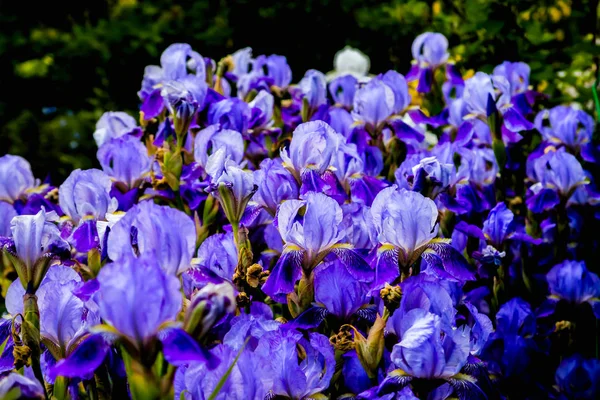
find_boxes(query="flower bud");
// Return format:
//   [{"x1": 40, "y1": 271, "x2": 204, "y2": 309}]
[{"x1": 184, "y1": 282, "x2": 236, "y2": 339}]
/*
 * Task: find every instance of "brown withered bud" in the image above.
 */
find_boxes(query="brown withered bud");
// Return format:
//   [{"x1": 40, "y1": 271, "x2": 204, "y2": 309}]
[
  {"x1": 380, "y1": 283, "x2": 402, "y2": 312},
  {"x1": 329, "y1": 325, "x2": 355, "y2": 352},
  {"x1": 246, "y1": 264, "x2": 270, "y2": 288},
  {"x1": 236, "y1": 292, "x2": 251, "y2": 308}
]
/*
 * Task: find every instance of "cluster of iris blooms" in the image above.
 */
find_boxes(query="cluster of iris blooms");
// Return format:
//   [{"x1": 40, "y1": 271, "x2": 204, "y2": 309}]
[{"x1": 0, "y1": 32, "x2": 599, "y2": 400}]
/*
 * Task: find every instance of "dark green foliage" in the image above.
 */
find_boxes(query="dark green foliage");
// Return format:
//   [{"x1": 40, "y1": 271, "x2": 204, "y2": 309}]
[{"x1": 1, "y1": 0, "x2": 598, "y2": 182}]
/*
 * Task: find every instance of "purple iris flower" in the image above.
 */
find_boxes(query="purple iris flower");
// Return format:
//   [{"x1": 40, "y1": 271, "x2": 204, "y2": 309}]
[
  {"x1": 262, "y1": 192, "x2": 371, "y2": 302},
  {"x1": 388, "y1": 275, "x2": 458, "y2": 332},
  {"x1": 262, "y1": 54, "x2": 293, "y2": 88},
  {"x1": 391, "y1": 309, "x2": 470, "y2": 379},
  {"x1": 482, "y1": 297, "x2": 537, "y2": 377},
  {"x1": 176, "y1": 344, "x2": 269, "y2": 400},
  {"x1": 223, "y1": 303, "x2": 280, "y2": 351},
  {"x1": 371, "y1": 186, "x2": 475, "y2": 282},
  {"x1": 254, "y1": 328, "x2": 335, "y2": 399},
  {"x1": 7, "y1": 265, "x2": 100, "y2": 366},
  {"x1": 205, "y1": 150, "x2": 257, "y2": 225},
  {"x1": 535, "y1": 105, "x2": 595, "y2": 151},
  {"x1": 93, "y1": 111, "x2": 141, "y2": 147},
  {"x1": 456, "y1": 203, "x2": 541, "y2": 253},
  {"x1": 253, "y1": 158, "x2": 299, "y2": 215},
  {"x1": 194, "y1": 232, "x2": 237, "y2": 282},
  {"x1": 410, "y1": 156, "x2": 455, "y2": 199},
  {"x1": 0, "y1": 201, "x2": 17, "y2": 236},
  {"x1": 329, "y1": 74, "x2": 358, "y2": 109},
  {"x1": 207, "y1": 98, "x2": 251, "y2": 134},
  {"x1": 59, "y1": 169, "x2": 118, "y2": 252},
  {"x1": 248, "y1": 90, "x2": 275, "y2": 132},
  {"x1": 330, "y1": 142, "x2": 386, "y2": 205},
  {"x1": 341, "y1": 202, "x2": 377, "y2": 251},
  {"x1": 526, "y1": 148, "x2": 589, "y2": 213},
  {"x1": 139, "y1": 43, "x2": 207, "y2": 120},
  {"x1": 539, "y1": 260, "x2": 600, "y2": 319},
  {"x1": 6, "y1": 209, "x2": 69, "y2": 290},
  {"x1": 352, "y1": 71, "x2": 422, "y2": 142},
  {"x1": 107, "y1": 200, "x2": 196, "y2": 275},
  {"x1": 493, "y1": 61, "x2": 530, "y2": 97},
  {"x1": 160, "y1": 80, "x2": 201, "y2": 134},
  {"x1": 0, "y1": 372, "x2": 46, "y2": 399},
  {"x1": 294, "y1": 69, "x2": 328, "y2": 111},
  {"x1": 555, "y1": 354, "x2": 600, "y2": 399},
  {"x1": 281, "y1": 121, "x2": 346, "y2": 197},
  {"x1": 0, "y1": 155, "x2": 36, "y2": 204},
  {"x1": 97, "y1": 135, "x2": 152, "y2": 190},
  {"x1": 96, "y1": 255, "x2": 181, "y2": 348},
  {"x1": 59, "y1": 169, "x2": 116, "y2": 224},
  {"x1": 313, "y1": 259, "x2": 371, "y2": 320},
  {"x1": 463, "y1": 72, "x2": 533, "y2": 140},
  {"x1": 230, "y1": 47, "x2": 253, "y2": 79},
  {"x1": 193, "y1": 124, "x2": 245, "y2": 170},
  {"x1": 406, "y1": 32, "x2": 450, "y2": 93},
  {"x1": 378, "y1": 308, "x2": 482, "y2": 398}
]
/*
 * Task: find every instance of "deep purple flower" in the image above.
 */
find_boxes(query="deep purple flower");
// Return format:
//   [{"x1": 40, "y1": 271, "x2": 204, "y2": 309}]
[
  {"x1": 482, "y1": 297, "x2": 536, "y2": 377},
  {"x1": 139, "y1": 43, "x2": 207, "y2": 119},
  {"x1": 0, "y1": 372, "x2": 45, "y2": 399},
  {"x1": 7, "y1": 265, "x2": 100, "y2": 360},
  {"x1": 7, "y1": 209, "x2": 69, "y2": 289},
  {"x1": 406, "y1": 32, "x2": 449, "y2": 93},
  {"x1": 295, "y1": 69, "x2": 328, "y2": 110},
  {"x1": 107, "y1": 201, "x2": 196, "y2": 275},
  {"x1": 535, "y1": 105, "x2": 595, "y2": 151},
  {"x1": 208, "y1": 98, "x2": 251, "y2": 134},
  {"x1": 314, "y1": 259, "x2": 371, "y2": 320},
  {"x1": 96, "y1": 255, "x2": 181, "y2": 348},
  {"x1": 262, "y1": 192, "x2": 371, "y2": 302},
  {"x1": 0, "y1": 155, "x2": 36, "y2": 203},
  {"x1": 254, "y1": 328, "x2": 335, "y2": 399},
  {"x1": 0, "y1": 201, "x2": 17, "y2": 236},
  {"x1": 329, "y1": 74, "x2": 357, "y2": 109},
  {"x1": 555, "y1": 355, "x2": 600, "y2": 399},
  {"x1": 59, "y1": 169, "x2": 116, "y2": 224},
  {"x1": 93, "y1": 112, "x2": 140, "y2": 147},
  {"x1": 527, "y1": 148, "x2": 589, "y2": 212},
  {"x1": 194, "y1": 232, "x2": 237, "y2": 282},
  {"x1": 253, "y1": 158, "x2": 299, "y2": 215},
  {"x1": 540, "y1": 260, "x2": 600, "y2": 319},
  {"x1": 390, "y1": 309, "x2": 471, "y2": 379},
  {"x1": 281, "y1": 120, "x2": 345, "y2": 178},
  {"x1": 177, "y1": 344, "x2": 269, "y2": 400},
  {"x1": 193, "y1": 124, "x2": 245, "y2": 170},
  {"x1": 97, "y1": 135, "x2": 152, "y2": 190},
  {"x1": 493, "y1": 61, "x2": 530, "y2": 96}
]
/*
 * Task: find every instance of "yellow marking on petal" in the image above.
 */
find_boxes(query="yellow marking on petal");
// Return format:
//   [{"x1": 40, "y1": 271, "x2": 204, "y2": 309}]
[
  {"x1": 331, "y1": 243, "x2": 353, "y2": 250},
  {"x1": 462, "y1": 69, "x2": 475, "y2": 80},
  {"x1": 378, "y1": 243, "x2": 397, "y2": 254},
  {"x1": 544, "y1": 146, "x2": 557, "y2": 154},
  {"x1": 284, "y1": 244, "x2": 303, "y2": 252}
]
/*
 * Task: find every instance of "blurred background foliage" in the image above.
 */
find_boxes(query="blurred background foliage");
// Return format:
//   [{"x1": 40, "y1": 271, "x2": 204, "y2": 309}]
[{"x1": 1, "y1": 0, "x2": 599, "y2": 182}]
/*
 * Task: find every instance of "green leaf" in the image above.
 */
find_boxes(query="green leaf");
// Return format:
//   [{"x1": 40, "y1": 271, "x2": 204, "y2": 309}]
[{"x1": 207, "y1": 337, "x2": 250, "y2": 400}]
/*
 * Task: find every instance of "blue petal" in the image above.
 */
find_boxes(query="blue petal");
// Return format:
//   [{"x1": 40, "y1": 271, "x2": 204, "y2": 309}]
[
  {"x1": 49, "y1": 334, "x2": 109, "y2": 379},
  {"x1": 262, "y1": 250, "x2": 303, "y2": 303},
  {"x1": 159, "y1": 328, "x2": 219, "y2": 369}
]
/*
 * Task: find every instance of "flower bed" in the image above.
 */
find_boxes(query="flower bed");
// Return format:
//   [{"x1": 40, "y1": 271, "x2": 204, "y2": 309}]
[{"x1": 0, "y1": 32, "x2": 599, "y2": 399}]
